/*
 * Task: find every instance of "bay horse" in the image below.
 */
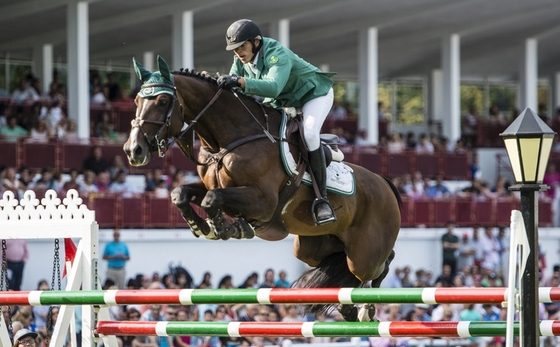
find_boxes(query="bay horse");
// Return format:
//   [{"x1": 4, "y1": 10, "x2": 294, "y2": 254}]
[{"x1": 123, "y1": 56, "x2": 401, "y2": 321}]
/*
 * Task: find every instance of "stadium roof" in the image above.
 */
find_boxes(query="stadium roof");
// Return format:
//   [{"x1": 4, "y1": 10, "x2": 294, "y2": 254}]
[{"x1": 1, "y1": 0, "x2": 559, "y2": 81}]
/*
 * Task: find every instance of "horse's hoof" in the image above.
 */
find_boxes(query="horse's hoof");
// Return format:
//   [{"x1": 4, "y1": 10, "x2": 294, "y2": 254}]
[
  {"x1": 236, "y1": 219, "x2": 255, "y2": 239},
  {"x1": 357, "y1": 304, "x2": 376, "y2": 322},
  {"x1": 218, "y1": 227, "x2": 233, "y2": 240},
  {"x1": 337, "y1": 304, "x2": 358, "y2": 322},
  {"x1": 204, "y1": 218, "x2": 221, "y2": 240}
]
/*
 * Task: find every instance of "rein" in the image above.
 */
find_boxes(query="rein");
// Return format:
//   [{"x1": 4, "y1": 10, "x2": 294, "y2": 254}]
[{"x1": 133, "y1": 78, "x2": 280, "y2": 167}]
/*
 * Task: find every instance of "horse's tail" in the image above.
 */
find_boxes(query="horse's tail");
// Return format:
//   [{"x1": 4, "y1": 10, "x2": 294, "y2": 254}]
[
  {"x1": 292, "y1": 252, "x2": 362, "y2": 317},
  {"x1": 383, "y1": 176, "x2": 403, "y2": 209}
]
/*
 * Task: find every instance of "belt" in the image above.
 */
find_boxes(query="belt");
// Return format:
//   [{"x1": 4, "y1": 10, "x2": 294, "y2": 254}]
[{"x1": 108, "y1": 266, "x2": 125, "y2": 269}]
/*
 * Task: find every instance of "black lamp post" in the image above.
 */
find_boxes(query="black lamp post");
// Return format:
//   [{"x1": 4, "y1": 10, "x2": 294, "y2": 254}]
[{"x1": 500, "y1": 107, "x2": 556, "y2": 346}]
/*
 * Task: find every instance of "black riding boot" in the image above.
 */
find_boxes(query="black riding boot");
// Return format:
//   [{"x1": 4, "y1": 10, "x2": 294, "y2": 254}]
[{"x1": 309, "y1": 148, "x2": 336, "y2": 225}]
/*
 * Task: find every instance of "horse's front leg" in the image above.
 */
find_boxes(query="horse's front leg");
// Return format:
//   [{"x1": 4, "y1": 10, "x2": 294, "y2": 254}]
[
  {"x1": 201, "y1": 185, "x2": 278, "y2": 240},
  {"x1": 170, "y1": 181, "x2": 213, "y2": 238}
]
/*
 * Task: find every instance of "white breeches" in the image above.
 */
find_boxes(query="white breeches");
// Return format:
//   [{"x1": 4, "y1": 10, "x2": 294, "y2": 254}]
[{"x1": 301, "y1": 87, "x2": 334, "y2": 151}]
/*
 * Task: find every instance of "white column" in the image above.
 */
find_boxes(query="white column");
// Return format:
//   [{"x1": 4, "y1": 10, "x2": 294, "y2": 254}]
[
  {"x1": 554, "y1": 72, "x2": 560, "y2": 110},
  {"x1": 270, "y1": 19, "x2": 290, "y2": 48},
  {"x1": 519, "y1": 38, "x2": 538, "y2": 112},
  {"x1": 358, "y1": 27, "x2": 378, "y2": 145},
  {"x1": 143, "y1": 51, "x2": 155, "y2": 72},
  {"x1": 442, "y1": 34, "x2": 461, "y2": 143},
  {"x1": 67, "y1": 2, "x2": 90, "y2": 139},
  {"x1": 172, "y1": 11, "x2": 194, "y2": 70},
  {"x1": 42, "y1": 44, "x2": 53, "y2": 96},
  {"x1": 32, "y1": 44, "x2": 53, "y2": 96},
  {"x1": 430, "y1": 69, "x2": 444, "y2": 123}
]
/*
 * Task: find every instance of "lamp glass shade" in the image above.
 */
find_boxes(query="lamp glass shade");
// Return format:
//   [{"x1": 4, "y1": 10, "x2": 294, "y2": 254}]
[
  {"x1": 537, "y1": 136, "x2": 554, "y2": 183},
  {"x1": 504, "y1": 137, "x2": 523, "y2": 183},
  {"x1": 518, "y1": 137, "x2": 541, "y2": 183}
]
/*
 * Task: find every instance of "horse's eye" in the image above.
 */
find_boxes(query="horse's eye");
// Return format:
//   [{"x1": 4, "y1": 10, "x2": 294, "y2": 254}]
[{"x1": 159, "y1": 99, "x2": 169, "y2": 106}]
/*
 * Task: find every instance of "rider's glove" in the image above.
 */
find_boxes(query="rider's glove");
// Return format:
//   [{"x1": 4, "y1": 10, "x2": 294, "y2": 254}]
[{"x1": 217, "y1": 74, "x2": 241, "y2": 89}]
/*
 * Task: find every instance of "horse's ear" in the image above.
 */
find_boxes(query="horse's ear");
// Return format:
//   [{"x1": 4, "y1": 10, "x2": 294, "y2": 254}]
[
  {"x1": 132, "y1": 57, "x2": 152, "y2": 82},
  {"x1": 157, "y1": 55, "x2": 172, "y2": 82}
]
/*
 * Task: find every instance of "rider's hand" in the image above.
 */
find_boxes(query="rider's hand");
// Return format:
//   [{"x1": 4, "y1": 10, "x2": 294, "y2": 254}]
[{"x1": 217, "y1": 74, "x2": 241, "y2": 89}]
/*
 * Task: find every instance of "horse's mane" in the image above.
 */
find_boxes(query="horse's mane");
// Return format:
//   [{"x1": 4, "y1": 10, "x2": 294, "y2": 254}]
[
  {"x1": 172, "y1": 68, "x2": 278, "y2": 113},
  {"x1": 172, "y1": 68, "x2": 219, "y2": 85}
]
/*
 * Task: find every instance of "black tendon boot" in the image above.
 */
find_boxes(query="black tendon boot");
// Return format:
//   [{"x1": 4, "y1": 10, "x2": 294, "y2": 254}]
[{"x1": 309, "y1": 148, "x2": 336, "y2": 225}]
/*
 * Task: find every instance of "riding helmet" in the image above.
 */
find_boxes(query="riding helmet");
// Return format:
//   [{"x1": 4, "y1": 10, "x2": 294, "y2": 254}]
[{"x1": 225, "y1": 19, "x2": 262, "y2": 51}]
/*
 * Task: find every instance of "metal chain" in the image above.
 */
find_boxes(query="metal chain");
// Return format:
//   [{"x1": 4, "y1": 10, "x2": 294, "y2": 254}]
[
  {"x1": 1, "y1": 239, "x2": 13, "y2": 338},
  {"x1": 47, "y1": 239, "x2": 62, "y2": 334}
]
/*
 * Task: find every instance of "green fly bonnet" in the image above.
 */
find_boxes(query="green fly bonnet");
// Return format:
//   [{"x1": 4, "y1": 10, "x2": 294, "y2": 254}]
[{"x1": 133, "y1": 55, "x2": 175, "y2": 98}]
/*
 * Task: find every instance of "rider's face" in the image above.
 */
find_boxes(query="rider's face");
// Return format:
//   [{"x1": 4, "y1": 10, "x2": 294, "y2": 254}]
[{"x1": 233, "y1": 40, "x2": 259, "y2": 64}]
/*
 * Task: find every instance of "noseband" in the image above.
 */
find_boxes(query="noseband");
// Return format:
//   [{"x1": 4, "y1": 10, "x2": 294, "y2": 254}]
[{"x1": 131, "y1": 82, "x2": 184, "y2": 157}]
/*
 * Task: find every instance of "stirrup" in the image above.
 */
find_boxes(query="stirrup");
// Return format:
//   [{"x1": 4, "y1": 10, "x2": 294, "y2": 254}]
[{"x1": 311, "y1": 198, "x2": 337, "y2": 226}]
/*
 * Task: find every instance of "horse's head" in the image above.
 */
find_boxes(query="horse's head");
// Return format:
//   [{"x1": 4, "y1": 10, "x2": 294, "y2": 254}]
[{"x1": 124, "y1": 55, "x2": 184, "y2": 166}]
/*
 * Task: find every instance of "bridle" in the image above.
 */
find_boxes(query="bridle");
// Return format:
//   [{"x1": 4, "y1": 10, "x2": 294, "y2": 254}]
[
  {"x1": 131, "y1": 82, "x2": 184, "y2": 157},
  {"x1": 131, "y1": 77, "x2": 274, "y2": 164}
]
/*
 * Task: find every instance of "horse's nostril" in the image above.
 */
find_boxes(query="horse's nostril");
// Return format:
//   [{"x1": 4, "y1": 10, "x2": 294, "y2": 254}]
[{"x1": 134, "y1": 146, "x2": 143, "y2": 156}]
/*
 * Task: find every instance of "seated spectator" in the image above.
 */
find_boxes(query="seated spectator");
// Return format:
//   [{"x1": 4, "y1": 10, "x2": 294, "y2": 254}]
[
  {"x1": 452, "y1": 138, "x2": 468, "y2": 154},
  {"x1": 17, "y1": 167, "x2": 33, "y2": 191},
  {"x1": 95, "y1": 171, "x2": 111, "y2": 194},
  {"x1": 405, "y1": 132, "x2": 417, "y2": 149},
  {"x1": 26, "y1": 120, "x2": 52, "y2": 143},
  {"x1": 1, "y1": 167, "x2": 23, "y2": 197},
  {"x1": 424, "y1": 174, "x2": 451, "y2": 198},
  {"x1": 11, "y1": 77, "x2": 40, "y2": 105},
  {"x1": 0, "y1": 115, "x2": 28, "y2": 142},
  {"x1": 49, "y1": 171, "x2": 65, "y2": 193},
  {"x1": 108, "y1": 170, "x2": 135, "y2": 197},
  {"x1": 79, "y1": 170, "x2": 99, "y2": 196},
  {"x1": 433, "y1": 264, "x2": 454, "y2": 287},
  {"x1": 62, "y1": 169, "x2": 80, "y2": 193},
  {"x1": 20, "y1": 101, "x2": 43, "y2": 132},
  {"x1": 387, "y1": 133, "x2": 405, "y2": 153},
  {"x1": 415, "y1": 133, "x2": 434, "y2": 154},
  {"x1": 94, "y1": 111, "x2": 114, "y2": 138},
  {"x1": 83, "y1": 145, "x2": 109, "y2": 175},
  {"x1": 410, "y1": 304, "x2": 432, "y2": 321},
  {"x1": 145, "y1": 168, "x2": 166, "y2": 192},
  {"x1": 30, "y1": 168, "x2": 55, "y2": 191},
  {"x1": 457, "y1": 178, "x2": 493, "y2": 199},
  {"x1": 91, "y1": 85, "x2": 108, "y2": 104},
  {"x1": 97, "y1": 123, "x2": 119, "y2": 141},
  {"x1": 57, "y1": 118, "x2": 79, "y2": 142},
  {"x1": 108, "y1": 155, "x2": 129, "y2": 182},
  {"x1": 42, "y1": 99, "x2": 66, "y2": 130}
]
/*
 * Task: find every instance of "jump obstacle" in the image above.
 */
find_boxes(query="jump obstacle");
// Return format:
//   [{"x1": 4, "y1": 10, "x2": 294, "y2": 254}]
[
  {"x1": 0, "y1": 190, "x2": 553, "y2": 345},
  {"x1": 95, "y1": 320, "x2": 560, "y2": 338},
  {"x1": 0, "y1": 287, "x2": 560, "y2": 306},
  {"x1": 0, "y1": 189, "x2": 117, "y2": 347}
]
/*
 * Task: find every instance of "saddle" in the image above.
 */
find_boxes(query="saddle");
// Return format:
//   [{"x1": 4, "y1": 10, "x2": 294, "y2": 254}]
[{"x1": 252, "y1": 114, "x2": 342, "y2": 232}]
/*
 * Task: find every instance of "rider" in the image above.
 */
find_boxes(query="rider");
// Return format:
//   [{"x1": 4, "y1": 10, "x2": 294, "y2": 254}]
[{"x1": 218, "y1": 19, "x2": 336, "y2": 226}]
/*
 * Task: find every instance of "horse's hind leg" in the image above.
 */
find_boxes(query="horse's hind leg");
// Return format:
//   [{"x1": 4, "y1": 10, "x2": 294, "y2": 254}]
[
  {"x1": 370, "y1": 249, "x2": 395, "y2": 288},
  {"x1": 354, "y1": 250, "x2": 396, "y2": 322}
]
